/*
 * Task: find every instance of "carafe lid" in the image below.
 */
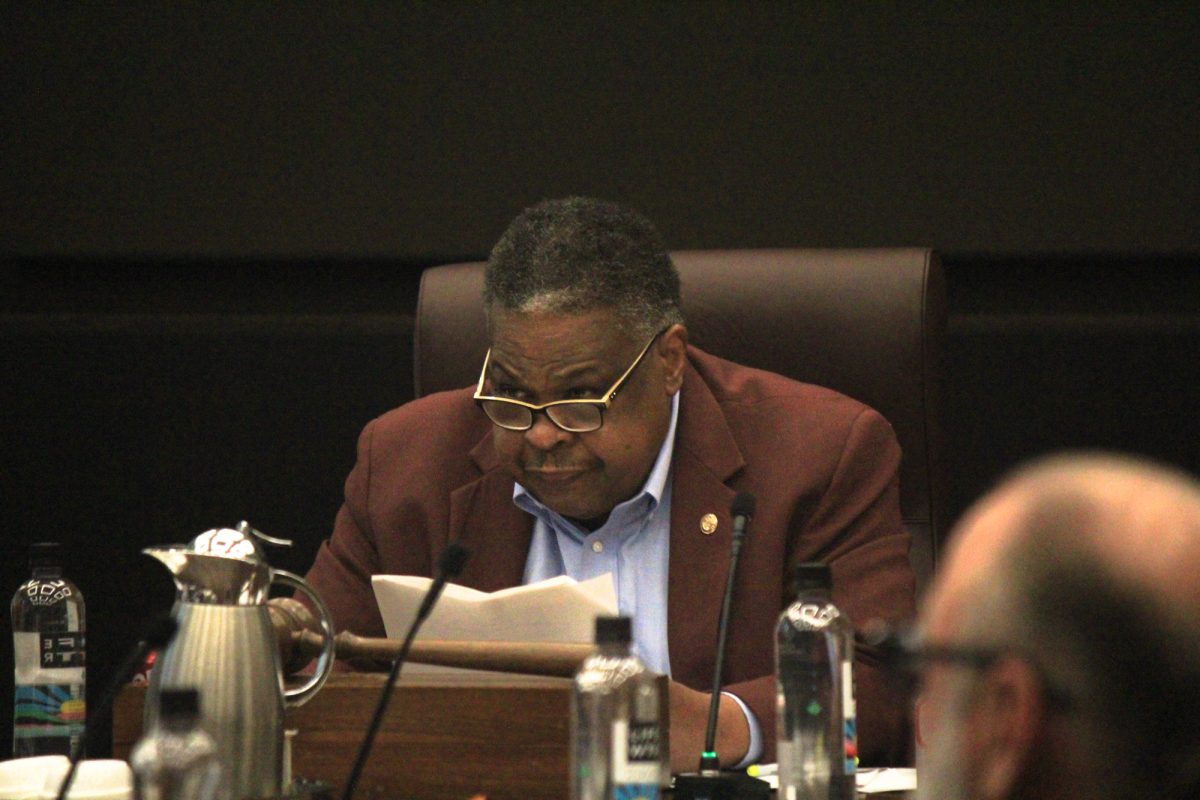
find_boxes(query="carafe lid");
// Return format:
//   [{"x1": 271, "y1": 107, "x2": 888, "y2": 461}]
[
  {"x1": 144, "y1": 521, "x2": 293, "y2": 605},
  {"x1": 190, "y1": 520, "x2": 293, "y2": 562}
]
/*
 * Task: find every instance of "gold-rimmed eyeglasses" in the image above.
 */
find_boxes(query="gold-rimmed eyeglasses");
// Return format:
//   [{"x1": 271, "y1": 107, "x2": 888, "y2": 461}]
[{"x1": 473, "y1": 329, "x2": 665, "y2": 433}]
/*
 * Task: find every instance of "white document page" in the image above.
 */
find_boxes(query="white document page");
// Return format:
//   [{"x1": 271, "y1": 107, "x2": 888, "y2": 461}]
[{"x1": 372, "y1": 572, "x2": 618, "y2": 645}]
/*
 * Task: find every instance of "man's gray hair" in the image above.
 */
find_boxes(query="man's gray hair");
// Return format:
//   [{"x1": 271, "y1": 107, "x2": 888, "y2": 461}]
[{"x1": 483, "y1": 197, "x2": 684, "y2": 339}]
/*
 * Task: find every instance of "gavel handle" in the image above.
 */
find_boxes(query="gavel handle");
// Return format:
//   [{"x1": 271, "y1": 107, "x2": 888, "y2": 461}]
[
  {"x1": 321, "y1": 632, "x2": 591, "y2": 678},
  {"x1": 271, "y1": 597, "x2": 591, "y2": 677}
]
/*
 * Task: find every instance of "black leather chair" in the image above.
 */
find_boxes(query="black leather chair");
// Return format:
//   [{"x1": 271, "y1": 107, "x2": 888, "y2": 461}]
[{"x1": 414, "y1": 249, "x2": 947, "y2": 594}]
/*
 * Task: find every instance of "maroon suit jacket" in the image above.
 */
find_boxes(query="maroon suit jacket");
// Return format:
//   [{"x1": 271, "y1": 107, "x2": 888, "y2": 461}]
[{"x1": 305, "y1": 346, "x2": 916, "y2": 764}]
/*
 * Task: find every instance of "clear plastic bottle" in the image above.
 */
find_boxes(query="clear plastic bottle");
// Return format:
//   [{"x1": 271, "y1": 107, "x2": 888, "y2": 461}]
[
  {"x1": 775, "y1": 563, "x2": 857, "y2": 800},
  {"x1": 130, "y1": 688, "x2": 227, "y2": 800},
  {"x1": 11, "y1": 542, "x2": 86, "y2": 757},
  {"x1": 571, "y1": 615, "x2": 668, "y2": 800}
]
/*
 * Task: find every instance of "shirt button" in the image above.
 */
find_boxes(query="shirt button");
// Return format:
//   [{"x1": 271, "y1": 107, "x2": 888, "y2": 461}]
[{"x1": 591, "y1": 540, "x2": 604, "y2": 554}]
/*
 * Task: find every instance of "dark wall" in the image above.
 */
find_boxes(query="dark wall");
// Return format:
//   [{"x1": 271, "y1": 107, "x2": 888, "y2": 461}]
[
  {"x1": 3, "y1": 4, "x2": 1197, "y2": 256},
  {"x1": 943, "y1": 256, "x2": 1200, "y2": 516},
  {"x1": 2, "y1": 4, "x2": 1197, "y2": 758},
  {"x1": 1, "y1": 261, "x2": 421, "y2": 757}
]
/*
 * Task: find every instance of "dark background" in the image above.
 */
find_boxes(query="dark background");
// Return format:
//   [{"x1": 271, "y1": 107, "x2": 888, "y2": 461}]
[{"x1": 2, "y1": 3, "x2": 1197, "y2": 757}]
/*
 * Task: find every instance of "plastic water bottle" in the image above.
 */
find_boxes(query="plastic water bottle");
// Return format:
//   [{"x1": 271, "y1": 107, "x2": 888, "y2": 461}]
[
  {"x1": 11, "y1": 542, "x2": 86, "y2": 757},
  {"x1": 571, "y1": 615, "x2": 668, "y2": 800},
  {"x1": 131, "y1": 688, "x2": 227, "y2": 800},
  {"x1": 775, "y1": 563, "x2": 857, "y2": 800}
]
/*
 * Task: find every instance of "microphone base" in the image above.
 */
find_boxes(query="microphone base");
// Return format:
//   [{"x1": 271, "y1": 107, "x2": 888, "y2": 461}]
[{"x1": 672, "y1": 771, "x2": 771, "y2": 800}]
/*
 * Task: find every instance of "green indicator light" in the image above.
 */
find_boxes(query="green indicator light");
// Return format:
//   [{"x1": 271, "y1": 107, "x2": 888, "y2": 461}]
[
  {"x1": 702, "y1": 751, "x2": 717, "y2": 759},
  {"x1": 806, "y1": 700, "x2": 823, "y2": 716}
]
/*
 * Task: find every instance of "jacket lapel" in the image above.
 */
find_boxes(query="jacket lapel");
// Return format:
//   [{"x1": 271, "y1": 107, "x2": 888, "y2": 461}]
[
  {"x1": 450, "y1": 431, "x2": 534, "y2": 592},
  {"x1": 667, "y1": 358, "x2": 746, "y2": 685}
]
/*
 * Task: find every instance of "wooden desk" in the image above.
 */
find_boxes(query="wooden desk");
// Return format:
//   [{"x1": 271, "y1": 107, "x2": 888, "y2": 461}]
[{"x1": 114, "y1": 672, "x2": 574, "y2": 800}]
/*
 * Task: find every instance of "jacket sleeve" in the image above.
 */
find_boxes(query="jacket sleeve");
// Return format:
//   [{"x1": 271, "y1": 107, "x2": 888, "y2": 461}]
[{"x1": 303, "y1": 417, "x2": 389, "y2": 638}]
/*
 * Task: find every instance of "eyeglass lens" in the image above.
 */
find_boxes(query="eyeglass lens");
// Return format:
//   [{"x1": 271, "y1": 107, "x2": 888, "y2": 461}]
[{"x1": 480, "y1": 400, "x2": 603, "y2": 432}]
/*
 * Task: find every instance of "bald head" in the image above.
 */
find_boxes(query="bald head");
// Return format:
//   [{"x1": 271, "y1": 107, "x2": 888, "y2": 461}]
[
  {"x1": 920, "y1": 453, "x2": 1200, "y2": 800},
  {"x1": 932, "y1": 453, "x2": 1200, "y2": 639}
]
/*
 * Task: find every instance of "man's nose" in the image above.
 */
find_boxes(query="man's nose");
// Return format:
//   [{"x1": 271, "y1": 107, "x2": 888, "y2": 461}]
[{"x1": 523, "y1": 411, "x2": 572, "y2": 450}]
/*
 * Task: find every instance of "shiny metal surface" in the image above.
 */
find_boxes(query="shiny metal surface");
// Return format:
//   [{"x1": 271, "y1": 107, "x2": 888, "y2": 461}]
[
  {"x1": 144, "y1": 548, "x2": 274, "y2": 605},
  {"x1": 148, "y1": 604, "x2": 285, "y2": 798},
  {"x1": 143, "y1": 532, "x2": 336, "y2": 800},
  {"x1": 269, "y1": 570, "x2": 335, "y2": 707}
]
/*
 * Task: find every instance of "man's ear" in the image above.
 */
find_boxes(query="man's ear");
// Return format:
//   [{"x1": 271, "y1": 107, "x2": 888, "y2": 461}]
[
  {"x1": 966, "y1": 657, "x2": 1046, "y2": 800},
  {"x1": 658, "y1": 324, "x2": 688, "y2": 394}
]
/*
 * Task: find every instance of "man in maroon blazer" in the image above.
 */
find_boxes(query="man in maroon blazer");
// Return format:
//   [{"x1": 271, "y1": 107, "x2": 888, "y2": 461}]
[{"x1": 305, "y1": 197, "x2": 916, "y2": 770}]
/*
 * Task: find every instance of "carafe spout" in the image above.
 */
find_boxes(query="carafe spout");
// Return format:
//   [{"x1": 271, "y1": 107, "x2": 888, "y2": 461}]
[{"x1": 142, "y1": 547, "x2": 272, "y2": 605}]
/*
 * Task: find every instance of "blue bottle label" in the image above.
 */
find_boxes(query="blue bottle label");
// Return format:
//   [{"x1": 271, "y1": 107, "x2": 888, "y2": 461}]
[
  {"x1": 611, "y1": 719, "x2": 660, "y2": 800},
  {"x1": 13, "y1": 683, "x2": 86, "y2": 738},
  {"x1": 12, "y1": 630, "x2": 87, "y2": 755},
  {"x1": 843, "y1": 660, "x2": 857, "y2": 774}
]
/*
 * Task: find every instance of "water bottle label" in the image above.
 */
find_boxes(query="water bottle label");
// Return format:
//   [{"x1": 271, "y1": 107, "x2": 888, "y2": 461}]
[
  {"x1": 611, "y1": 719, "x2": 660, "y2": 799},
  {"x1": 842, "y1": 660, "x2": 857, "y2": 774},
  {"x1": 844, "y1": 715, "x2": 858, "y2": 772},
  {"x1": 13, "y1": 683, "x2": 86, "y2": 739},
  {"x1": 39, "y1": 633, "x2": 86, "y2": 668},
  {"x1": 13, "y1": 632, "x2": 87, "y2": 684}
]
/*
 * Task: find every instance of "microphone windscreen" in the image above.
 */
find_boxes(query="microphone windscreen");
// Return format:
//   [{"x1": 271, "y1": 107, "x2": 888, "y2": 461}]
[
  {"x1": 438, "y1": 542, "x2": 470, "y2": 578},
  {"x1": 144, "y1": 616, "x2": 178, "y2": 648},
  {"x1": 731, "y1": 492, "x2": 756, "y2": 519}
]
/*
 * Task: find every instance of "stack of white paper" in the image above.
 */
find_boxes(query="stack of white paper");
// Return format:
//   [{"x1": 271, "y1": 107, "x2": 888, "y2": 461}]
[{"x1": 372, "y1": 573, "x2": 618, "y2": 647}]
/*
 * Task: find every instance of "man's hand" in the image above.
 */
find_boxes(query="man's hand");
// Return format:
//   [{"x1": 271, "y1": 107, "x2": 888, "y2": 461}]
[{"x1": 668, "y1": 680, "x2": 751, "y2": 773}]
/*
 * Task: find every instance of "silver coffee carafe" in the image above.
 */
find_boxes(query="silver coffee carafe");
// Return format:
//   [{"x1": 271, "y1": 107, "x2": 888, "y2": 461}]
[{"x1": 144, "y1": 522, "x2": 335, "y2": 799}]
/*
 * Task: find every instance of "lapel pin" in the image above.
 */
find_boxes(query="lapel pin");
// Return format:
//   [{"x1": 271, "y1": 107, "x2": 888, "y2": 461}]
[{"x1": 700, "y1": 513, "x2": 718, "y2": 535}]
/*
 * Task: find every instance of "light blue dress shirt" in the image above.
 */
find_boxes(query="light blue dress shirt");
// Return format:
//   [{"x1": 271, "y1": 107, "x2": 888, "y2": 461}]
[{"x1": 516, "y1": 391, "x2": 763, "y2": 765}]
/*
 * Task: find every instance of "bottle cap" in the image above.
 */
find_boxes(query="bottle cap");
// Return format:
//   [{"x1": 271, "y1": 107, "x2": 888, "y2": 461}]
[
  {"x1": 794, "y1": 562, "x2": 833, "y2": 592},
  {"x1": 594, "y1": 615, "x2": 632, "y2": 646},
  {"x1": 29, "y1": 542, "x2": 62, "y2": 570},
  {"x1": 159, "y1": 687, "x2": 202, "y2": 719}
]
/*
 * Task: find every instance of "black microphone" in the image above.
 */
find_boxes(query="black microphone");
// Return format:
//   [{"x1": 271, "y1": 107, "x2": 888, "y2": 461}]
[
  {"x1": 340, "y1": 541, "x2": 470, "y2": 800},
  {"x1": 673, "y1": 492, "x2": 770, "y2": 800},
  {"x1": 56, "y1": 616, "x2": 178, "y2": 800}
]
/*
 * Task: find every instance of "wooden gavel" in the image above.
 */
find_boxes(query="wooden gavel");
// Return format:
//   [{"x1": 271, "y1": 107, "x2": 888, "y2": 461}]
[{"x1": 268, "y1": 598, "x2": 592, "y2": 678}]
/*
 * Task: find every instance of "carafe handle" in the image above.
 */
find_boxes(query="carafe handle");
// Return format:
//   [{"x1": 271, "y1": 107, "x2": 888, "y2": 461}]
[{"x1": 271, "y1": 569, "x2": 336, "y2": 707}]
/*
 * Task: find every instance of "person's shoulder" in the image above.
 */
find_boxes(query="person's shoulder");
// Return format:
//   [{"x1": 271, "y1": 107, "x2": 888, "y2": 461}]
[
  {"x1": 684, "y1": 346, "x2": 899, "y2": 471},
  {"x1": 364, "y1": 386, "x2": 490, "y2": 453},
  {"x1": 686, "y1": 345, "x2": 872, "y2": 421}
]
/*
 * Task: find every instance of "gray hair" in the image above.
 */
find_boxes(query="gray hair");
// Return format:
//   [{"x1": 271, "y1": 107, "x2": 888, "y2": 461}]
[{"x1": 483, "y1": 197, "x2": 684, "y2": 340}]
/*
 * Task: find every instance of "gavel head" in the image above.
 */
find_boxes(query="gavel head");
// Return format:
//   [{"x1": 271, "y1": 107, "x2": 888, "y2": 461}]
[{"x1": 268, "y1": 596, "x2": 326, "y2": 675}]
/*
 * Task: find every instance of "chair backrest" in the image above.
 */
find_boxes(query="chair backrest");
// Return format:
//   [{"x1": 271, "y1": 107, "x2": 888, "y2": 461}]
[{"x1": 414, "y1": 249, "x2": 947, "y2": 594}]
